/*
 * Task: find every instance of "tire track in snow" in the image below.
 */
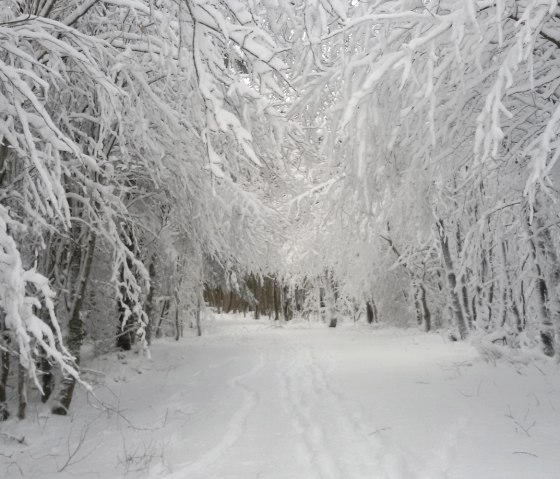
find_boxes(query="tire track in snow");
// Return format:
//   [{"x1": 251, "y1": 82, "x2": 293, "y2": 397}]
[{"x1": 165, "y1": 349, "x2": 266, "y2": 478}]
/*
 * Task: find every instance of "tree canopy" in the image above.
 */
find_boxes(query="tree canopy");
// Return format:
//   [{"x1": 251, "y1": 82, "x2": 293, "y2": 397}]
[{"x1": 1, "y1": 0, "x2": 560, "y2": 416}]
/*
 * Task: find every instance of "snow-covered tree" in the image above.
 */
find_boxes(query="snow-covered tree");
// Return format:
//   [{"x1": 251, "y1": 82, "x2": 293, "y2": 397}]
[
  {"x1": 0, "y1": 0, "x2": 289, "y2": 416},
  {"x1": 287, "y1": 0, "x2": 560, "y2": 352}
]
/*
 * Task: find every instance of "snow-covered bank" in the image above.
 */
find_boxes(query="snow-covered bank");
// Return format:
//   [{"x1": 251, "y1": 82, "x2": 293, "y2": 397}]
[{"x1": 2, "y1": 315, "x2": 559, "y2": 478}]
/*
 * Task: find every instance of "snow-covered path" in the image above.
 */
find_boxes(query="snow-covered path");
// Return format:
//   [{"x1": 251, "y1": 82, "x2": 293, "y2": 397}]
[{"x1": 3, "y1": 316, "x2": 560, "y2": 478}]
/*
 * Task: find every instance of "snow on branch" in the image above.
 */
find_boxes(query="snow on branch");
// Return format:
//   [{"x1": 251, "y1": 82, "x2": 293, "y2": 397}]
[{"x1": 0, "y1": 206, "x2": 79, "y2": 390}]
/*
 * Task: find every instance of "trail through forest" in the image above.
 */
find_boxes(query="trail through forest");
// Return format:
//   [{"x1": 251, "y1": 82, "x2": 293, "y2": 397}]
[{"x1": 3, "y1": 315, "x2": 560, "y2": 479}]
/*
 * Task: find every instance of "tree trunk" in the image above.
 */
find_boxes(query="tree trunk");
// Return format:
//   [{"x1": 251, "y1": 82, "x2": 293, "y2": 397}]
[
  {"x1": 487, "y1": 247, "x2": 495, "y2": 329},
  {"x1": 116, "y1": 280, "x2": 134, "y2": 352},
  {"x1": 196, "y1": 296, "x2": 202, "y2": 337},
  {"x1": 273, "y1": 279, "x2": 280, "y2": 321},
  {"x1": 282, "y1": 285, "x2": 292, "y2": 321},
  {"x1": 437, "y1": 220, "x2": 468, "y2": 339},
  {"x1": 145, "y1": 260, "x2": 156, "y2": 346},
  {"x1": 174, "y1": 294, "x2": 181, "y2": 341},
  {"x1": 52, "y1": 232, "x2": 96, "y2": 415},
  {"x1": 0, "y1": 327, "x2": 10, "y2": 420},
  {"x1": 155, "y1": 298, "x2": 170, "y2": 338},
  {"x1": 39, "y1": 351, "x2": 54, "y2": 404},
  {"x1": 413, "y1": 284, "x2": 431, "y2": 332},
  {"x1": 500, "y1": 242, "x2": 523, "y2": 333},
  {"x1": 419, "y1": 284, "x2": 431, "y2": 332},
  {"x1": 456, "y1": 223, "x2": 473, "y2": 329},
  {"x1": 537, "y1": 221, "x2": 560, "y2": 358},
  {"x1": 366, "y1": 300, "x2": 378, "y2": 324},
  {"x1": 116, "y1": 224, "x2": 139, "y2": 351},
  {"x1": 325, "y1": 272, "x2": 337, "y2": 328},
  {"x1": 17, "y1": 359, "x2": 27, "y2": 420},
  {"x1": 525, "y1": 206, "x2": 554, "y2": 356},
  {"x1": 414, "y1": 286, "x2": 423, "y2": 327}
]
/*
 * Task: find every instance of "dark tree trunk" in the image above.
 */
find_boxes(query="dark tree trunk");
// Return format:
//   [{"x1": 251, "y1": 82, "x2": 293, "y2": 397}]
[
  {"x1": 196, "y1": 297, "x2": 202, "y2": 337},
  {"x1": 537, "y1": 223, "x2": 560, "y2": 357},
  {"x1": 36, "y1": 306, "x2": 54, "y2": 403},
  {"x1": 155, "y1": 298, "x2": 170, "y2": 338},
  {"x1": 413, "y1": 284, "x2": 431, "y2": 332},
  {"x1": 282, "y1": 285, "x2": 292, "y2": 321},
  {"x1": 39, "y1": 352, "x2": 54, "y2": 404},
  {"x1": 175, "y1": 307, "x2": 181, "y2": 341},
  {"x1": 487, "y1": 247, "x2": 495, "y2": 328},
  {"x1": 145, "y1": 260, "x2": 156, "y2": 346},
  {"x1": 174, "y1": 293, "x2": 181, "y2": 341},
  {"x1": 525, "y1": 205, "x2": 554, "y2": 356},
  {"x1": 366, "y1": 300, "x2": 377, "y2": 324},
  {"x1": 419, "y1": 284, "x2": 431, "y2": 332},
  {"x1": 52, "y1": 232, "x2": 96, "y2": 415},
  {"x1": 273, "y1": 279, "x2": 280, "y2": 321},
  {"x1": 116, "y1": 223, "x2": 140, "y2": 351},
  {"x1": 437, "y1": 220, "x2": 468, "y2": 339},
  {"x1": 326, "y1": 272, "x2": 337, "y2": 328},
  {"x1": 116, "y1": 256, "x2": 135, "y2": 351},
  {"x1": 414, "y1": 287, "x2": 423, "y2": 327},
  {"x1": 0, "y1": 328, "x2": 10, "y2": 420},
  {"x1": 17, "y1": 359, "x2": 27, "y2": 420},
  {"x1": 456, "y1": 223, "x2": 472, "y2": 329}
]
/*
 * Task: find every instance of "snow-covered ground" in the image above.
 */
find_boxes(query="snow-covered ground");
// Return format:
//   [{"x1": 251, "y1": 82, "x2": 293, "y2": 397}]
[{"x1": 2, "y1": 314, "x2": 560, "y2": 479}]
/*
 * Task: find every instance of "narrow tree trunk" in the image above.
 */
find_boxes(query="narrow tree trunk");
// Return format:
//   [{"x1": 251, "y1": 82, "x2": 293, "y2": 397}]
[
  {"x1": 414, "y1": 285, "x2": 423, "y2": 327},
  {"x1": 0, "y1": 329, "x2": 10, "y2": 420},
  {"x1": 413, "y1": 284, "x2": 431, "y2": 332},
  {"x1": 116, "y1": 296, "x2": 134, "y2": 351},
  {"x1": 318, "y1": 284, "x2": 325, "y2": 322},
  {"x1": 419, "y1": 284, "x2": 431, "y2": 332},
  {"x1": 254, "y1": 280, "x2": 263, "y2": 319},
  {"x1": 196, "y1": 296, "x2": 202, "y2": 337},
  {"x1": 273, "y1": 279, "x2": 280, "y2": 321},
  {"x1": 17, "y1": 359, "x2": 27, "y2": 420},
  {"x1": 224, "y1": 291, "x2": 233, "y2": 314},
  {"x1": 325, "y1": 272, "x2": 337, "y2": 328},
  {"x1": 116, "y1": 224, "x2": 139, "y2": 351},
  {"x1": 437, "y1": 220, "x2": 468, "y2": 339},
  {"x1": 174, "y1": 294, "x2": 181, "y2": 341},
  {"x1": 39, "y1": 352, "x2": 54, "y2": 403},
  {"x1": 456, "y1": 223, "x2": 472, "y2": 329},
  {"x1": 526, "y1": 208, "x2": 553, "y2": 356},
  {"x1": 487, "y1": 247, "x2": 495, "y2": 329},
  {"x1": 282, "y1": 285, "x2": 292, "y2": 321},
  {"x1": 52, "y1": 232, "x2": 96, "y2": 415},
  {"x1": 520, "y1": 279, "x2": 527, "y2": 330},
  {"x1": 155, "y1": 298, "x2": 170, "y2": 338},
  {"x1": 538, "y1": 224, "x2": 560, "y2": 358},
  {"x1": 472, "y1": 292, "x2": 478, "y2": 324},
  {"x1": 366, "y1": 301, "x2": 375, "y2": 324},
  {"x1": 144, "y1": 261, "x2": 156, "y2": 346},
  {"x1": 366, "y1": 299, "x2": 378, "y2": 324}
]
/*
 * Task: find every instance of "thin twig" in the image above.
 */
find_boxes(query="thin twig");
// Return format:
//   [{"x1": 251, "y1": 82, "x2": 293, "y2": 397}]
[{"x1": 513, "y1": 451, "x2": 538, "y2": 458}]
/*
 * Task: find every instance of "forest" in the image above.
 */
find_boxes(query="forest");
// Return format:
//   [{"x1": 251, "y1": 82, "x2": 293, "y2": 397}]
[{"x1": 0, "y1": 0, "x2": 559, "y2": 463}]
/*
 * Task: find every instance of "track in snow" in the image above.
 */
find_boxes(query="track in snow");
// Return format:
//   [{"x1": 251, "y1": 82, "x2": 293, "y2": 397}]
[
  {"x1": 155, "y1": 319, "x2": 479, "y2": 479},
  {"x1": 6, "y1": 316, "x2": 560, "y2": 479},
  {"x1": 155, "y1": 318, "x2": 560, "y2": 479}
]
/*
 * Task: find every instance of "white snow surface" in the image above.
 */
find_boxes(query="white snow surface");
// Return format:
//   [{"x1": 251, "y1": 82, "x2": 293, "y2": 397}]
[{"x1": 2, "y1": 314, "x2": 560, "y2": 478}]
